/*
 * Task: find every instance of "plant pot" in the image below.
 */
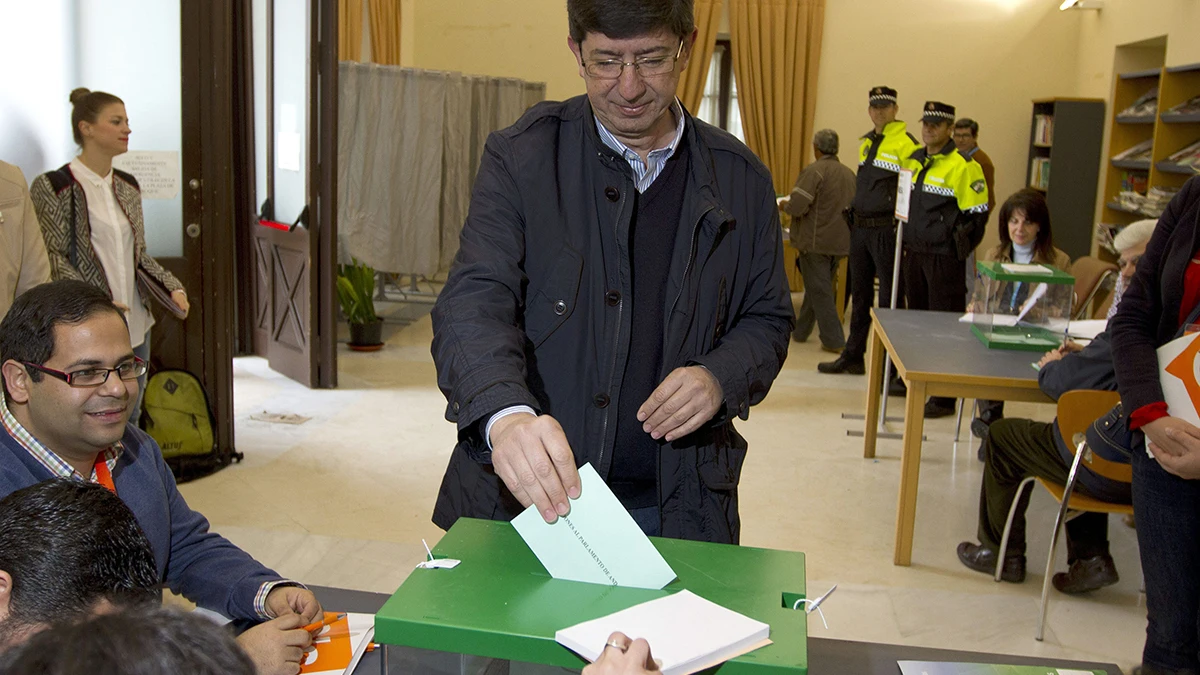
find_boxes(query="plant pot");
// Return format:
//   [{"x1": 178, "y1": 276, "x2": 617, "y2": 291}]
[{"x1": 348, "y1": 319, "x2": 383, "y2": 350}]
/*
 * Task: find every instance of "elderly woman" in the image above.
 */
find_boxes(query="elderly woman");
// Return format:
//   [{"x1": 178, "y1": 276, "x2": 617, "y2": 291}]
[
  {"x1": 1107, "y1": 218, "x2": 1156, "y2": 320},
  {"x1": 1111, "y1": 175, "x2": 1200, "y2": 675}
]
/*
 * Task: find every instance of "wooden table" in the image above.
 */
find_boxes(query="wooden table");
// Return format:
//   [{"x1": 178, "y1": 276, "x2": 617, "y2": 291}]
[{"x1": 863, "y1": 309, "x2": 1053, "y2": 566}]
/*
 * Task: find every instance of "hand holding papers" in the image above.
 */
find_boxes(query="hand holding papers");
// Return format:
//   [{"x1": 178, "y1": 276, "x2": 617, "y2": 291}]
[
  {"x1": 512, "y1": 463, "x2": 676, "y2": 589},
  {"x1": 1145, "y1": 333, "x2": 1200, "y2": 479}
]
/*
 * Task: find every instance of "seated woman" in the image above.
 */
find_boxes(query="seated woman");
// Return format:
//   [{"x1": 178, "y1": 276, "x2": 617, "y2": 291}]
[{"x1": 971, "y1": 189, "x2": 1071, "y2": 456}]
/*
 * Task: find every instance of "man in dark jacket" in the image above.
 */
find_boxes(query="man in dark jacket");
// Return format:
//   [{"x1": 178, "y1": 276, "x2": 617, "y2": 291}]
[
  {"x1": 429, "y1": 0, "x2": 793, "y2": 544},
  {"x1": 955, "y1": 331, "x2": 1128, "y2": 594},
  {"x1": 780, "y1": 129, "x2": 855, "y2": 353}
]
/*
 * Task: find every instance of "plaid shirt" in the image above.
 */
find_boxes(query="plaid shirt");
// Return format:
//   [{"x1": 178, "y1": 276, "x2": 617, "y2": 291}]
[{"x1": 0, "y1": 395, "x2": 291, "y2": 619}]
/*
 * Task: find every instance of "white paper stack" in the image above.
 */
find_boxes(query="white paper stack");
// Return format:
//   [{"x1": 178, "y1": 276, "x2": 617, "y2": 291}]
[{"x1": 555, "y1": 590, "x2": 771, "y2": 675}]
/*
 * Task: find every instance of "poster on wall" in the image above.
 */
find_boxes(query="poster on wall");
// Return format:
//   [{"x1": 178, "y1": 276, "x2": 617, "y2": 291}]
[{"x1": 113, "y1": 151, "x2": 180, "y2": 200}]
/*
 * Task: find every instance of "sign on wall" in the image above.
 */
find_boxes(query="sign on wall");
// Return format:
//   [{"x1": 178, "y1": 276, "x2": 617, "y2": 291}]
[{"x1": 113, "y1": 150, "x2": 180, "y2": 200}]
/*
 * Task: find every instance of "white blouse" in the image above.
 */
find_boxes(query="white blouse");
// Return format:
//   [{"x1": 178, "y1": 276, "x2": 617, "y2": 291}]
[{"x1": 70, "y1": 158, "x2": 153, "y2": 346}]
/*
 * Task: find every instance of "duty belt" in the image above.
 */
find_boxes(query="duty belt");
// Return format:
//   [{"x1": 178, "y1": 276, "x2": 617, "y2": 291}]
[{"x1": 853, "y1": 211, "x2": 895, "y2": 228}]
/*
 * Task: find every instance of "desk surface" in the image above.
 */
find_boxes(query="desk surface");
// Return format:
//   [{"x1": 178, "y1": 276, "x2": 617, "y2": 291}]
[
  {"x1": 311, "y1": 585, "x2": 1123, "y2": 675},
  {"x1": 874, "y1": 308, "x2": 1045, "y2": 387}
]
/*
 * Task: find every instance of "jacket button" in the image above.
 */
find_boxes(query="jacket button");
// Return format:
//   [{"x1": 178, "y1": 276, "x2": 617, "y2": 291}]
[
  {"x1": 604, "y1": 186, "x2": 620, "y2": 202},
  {"x1": 605, "y1": 290, "x2": 621, "y2": 306},
  {"x1": 594, "y1": 393, "x2": 610, "y2": 408},
  {"x1": 452, "y1": 401, "x2": 460, "y2": 413},
  {"x1": 553, "y1": 300, "x2": 568, "y2": 315}
]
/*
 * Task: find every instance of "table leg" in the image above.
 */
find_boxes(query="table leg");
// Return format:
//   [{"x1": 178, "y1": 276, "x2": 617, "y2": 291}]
[
  {"x1": 893, "y1": 379, "x2": 927, "y2": 566},
  {"x1": 863, "y1": 322, "x2": 885, "y2": 458}
]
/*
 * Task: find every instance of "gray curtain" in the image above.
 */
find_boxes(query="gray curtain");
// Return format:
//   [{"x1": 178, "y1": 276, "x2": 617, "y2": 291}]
[{"x1": 338, "y1": 62, "x2": 547, "y2": 276}]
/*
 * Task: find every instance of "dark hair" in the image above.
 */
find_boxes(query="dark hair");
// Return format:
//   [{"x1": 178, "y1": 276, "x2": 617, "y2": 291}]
[
  {"x1": 0, "y1": 605, "x2": 254, "y2": 674},
  {"x1": 953, "y1": 118, "x2": 979, "y2": 136},
  {"x1": 567, "y1": 0, "x2": 695, "y2": 44},
  {"x1": 0, "y1": 280, "x2": 125, "y2": 393},
  {"x1": 0, "y1": 480, "x2": 160, "y2": 649},
  {"x1": 997, "y1": 189, "x2": 1055, "y2": 261},
  {"x1": 69, "y1": 88, "x2": 124, "y2": 146}
]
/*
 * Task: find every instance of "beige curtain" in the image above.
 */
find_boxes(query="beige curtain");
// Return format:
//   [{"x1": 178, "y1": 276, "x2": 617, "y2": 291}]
[
  {"x1": 730, "y1": 0, "x2": 825, "y2": 194},
  {"x1": 367, "y1": 0, "x2": 401, "y2": 65},
  {"x1": 678, "y1": 0, "x2": 724, "y2": 114},
  {"x1": 338, "y1": 0, "x2": 363, "y2": 61}
]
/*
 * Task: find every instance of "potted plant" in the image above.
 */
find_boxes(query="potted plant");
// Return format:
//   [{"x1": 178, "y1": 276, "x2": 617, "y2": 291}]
[{"x1": 336, "y1": 258, "x2": 383, "y2": 351}]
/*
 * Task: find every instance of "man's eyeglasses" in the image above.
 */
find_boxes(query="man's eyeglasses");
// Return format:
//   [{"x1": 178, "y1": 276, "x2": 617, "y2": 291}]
[
  {"x1": 1118, "y1": 255, "x2": 1142, "y2": 270},
  {"x1": 584, "y1": 41, "x2": 684, "y2": 80},
  {"x1": 22, "y1": 358, "x2": 147, "y2": 388}
]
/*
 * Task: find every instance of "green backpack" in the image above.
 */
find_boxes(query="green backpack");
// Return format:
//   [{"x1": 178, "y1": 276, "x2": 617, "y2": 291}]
[{"x1": 141, "y1": 370, "x2": 240, "y2": 482}]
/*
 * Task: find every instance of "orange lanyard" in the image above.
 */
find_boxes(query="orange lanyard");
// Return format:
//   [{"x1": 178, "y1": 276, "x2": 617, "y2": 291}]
[{"x1": 93, "y1": 456, "x2": 116, "y2": 494}]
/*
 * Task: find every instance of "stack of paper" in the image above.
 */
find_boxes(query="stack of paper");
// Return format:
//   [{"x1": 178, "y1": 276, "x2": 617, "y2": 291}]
[
  {"x1": 899, "y1": 661, "x2": 1102, "y2": 674},
  {"x1": 556, "y1": 590, "x2": 771, "y2": 675},
  {"x1": 301, "y1": 612, "x2": 375, "y2": 675}
]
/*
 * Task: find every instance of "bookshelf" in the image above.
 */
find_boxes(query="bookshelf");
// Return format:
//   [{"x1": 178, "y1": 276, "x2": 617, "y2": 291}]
[
  {"x1": 1025, "y1": 98, "x2": 1105, "y2": 260},
  {"x1": 1098, "y1": 60, "x2": 1200, "y2": 259}
]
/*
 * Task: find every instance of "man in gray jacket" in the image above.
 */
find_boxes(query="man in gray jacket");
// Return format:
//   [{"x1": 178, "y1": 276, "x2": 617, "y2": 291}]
[
  {"x1": 430, "y1": 0, "x2": 793, "y2": 544},
  {"x1": 780, "y1": 129, "x2": 855, "y2": 353}
]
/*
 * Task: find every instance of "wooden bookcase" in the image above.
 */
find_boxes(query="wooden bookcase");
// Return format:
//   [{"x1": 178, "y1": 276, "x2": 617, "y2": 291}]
[{"x1": 1025, "y1": 98, "x2": 1106, "y2": 260}]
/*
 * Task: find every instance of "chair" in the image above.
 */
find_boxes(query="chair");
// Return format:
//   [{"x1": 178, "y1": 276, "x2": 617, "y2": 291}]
[
  {"x1": 993, "y1": 389, "x2": 1131, "y2": 641},
  {"x1": 1070, "y1": 256, "x2": 1119, "y2": 320}
]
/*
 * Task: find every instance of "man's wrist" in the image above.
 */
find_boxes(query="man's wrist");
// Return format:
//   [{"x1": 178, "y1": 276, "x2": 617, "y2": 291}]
[
  {"x1": 485, "y1": 406, "x2": 537, "y2": 450},
  {"x1": 255, "y1": 580, "x2": 305, "y2": 620}
]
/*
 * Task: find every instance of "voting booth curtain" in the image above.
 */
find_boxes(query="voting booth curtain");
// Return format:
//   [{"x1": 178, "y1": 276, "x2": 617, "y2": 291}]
[
  {"x1": 337, "y1": 62, "x2": 546, "y2": 276},
  {"x1": 730, "y1": 0, "x2": 825, "y2": 195}
]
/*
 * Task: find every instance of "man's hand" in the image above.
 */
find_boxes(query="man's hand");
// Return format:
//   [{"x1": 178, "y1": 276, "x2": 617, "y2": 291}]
[
  {"x1": 1037, "y1": 348, "x2": 1066, "y2": 368},
  {"x1": 582, "y1": 632, "x2": 661, "y2": 674},
  {"x1": 638, "y1": 366, "x2": 724, "y2": 443},
  {"x1": 236, "y1": 614, "x2": 312, "y2": 675},
  {"x1": 777, "y1": 197, "x2": 790, "y2": 212},
  {"x1": 1061, "y1": 339, "x2": 1084, "y2": 354},
  {"x1": 490, "y1": 413, "x2": 581, "y2": 523},
  {"x1": 265, "y1": 586, "x2": 323, "y2": 624},
  {"x1": 1145, "y1": 416, "x2": 1200, "y2": 479}
]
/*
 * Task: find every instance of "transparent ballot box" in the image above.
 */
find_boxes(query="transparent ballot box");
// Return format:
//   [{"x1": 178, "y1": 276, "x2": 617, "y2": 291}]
[{"x1": 970, "y1": 261, "x2": 1075, "y2": 352}]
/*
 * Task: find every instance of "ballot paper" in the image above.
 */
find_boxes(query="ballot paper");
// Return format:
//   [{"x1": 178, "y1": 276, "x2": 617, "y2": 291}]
[
  {"x1": 1159, "y1": 332, "x2": 1200, "y2": 426},
  {"x1": 1066, "y1": 319, "x2": 1108, "y2": 341},
  {"x1": 511, "y1": 463, "x2": 677, "y2": 590},
  {"x1": 898, "y1": 661, "x2": 1102, "y2": 675},
  {"x1": 1000, "y1": 263, "x2": 1054, "y2": 275},
  {"x1": 555, "y1": 590, "x2": 771, "y2": 675}
]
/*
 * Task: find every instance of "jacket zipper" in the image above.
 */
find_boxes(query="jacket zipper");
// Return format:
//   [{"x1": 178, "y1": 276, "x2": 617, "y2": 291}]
[{"x1": 667, "y1": 206, "x2": 714, "y2": 320}]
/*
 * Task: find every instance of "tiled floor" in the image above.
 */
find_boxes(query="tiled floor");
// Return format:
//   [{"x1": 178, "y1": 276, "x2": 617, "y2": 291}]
[{"x1": 178, "y1": 296, "x2": 1144, "y2": 672}]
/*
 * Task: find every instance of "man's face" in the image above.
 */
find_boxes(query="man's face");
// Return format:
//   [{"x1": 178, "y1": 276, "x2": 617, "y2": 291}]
[
  {"x1": 569, "y1": 29, "x2": 693, "y2": 147},
  {"x1": 953, "y1": 127, "x2": 977, "y2": 152},
  {"x1": 1118, "y1": 239, "x2": 1149, "y2": 283},
  {"x1": 3, "y1": 313, "x2": 136, "y2": 462},
  {"x1": 868, "y1": 103, "x2": 897, "y2": 129},
  {"x1": 922, "y1": 120, "x2": 952, "y2": 149}
]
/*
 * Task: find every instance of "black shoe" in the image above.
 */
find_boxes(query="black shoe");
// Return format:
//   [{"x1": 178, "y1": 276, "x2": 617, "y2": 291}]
[
  {"x1": 1052, "y1": 554, "x2": 1119, "y2": 594},
  {"x1": 976, "y1": 439, "x2": 986, "y2": 462},
  {"x1": 956, "y1": 541, "x2": 1026, "y2": 583},
  {"x1": 888, "y1": 378, "x2": 908, "y2": 397},
  {"x1": 970, "y1": 417, "x2": 991, "y2": 439},
  {"x1": 818, "y1": 355, "x2": 865, "y2": 375},
  {"x1": 924, "y1": 400, "x2": 956, "y2": 419}
]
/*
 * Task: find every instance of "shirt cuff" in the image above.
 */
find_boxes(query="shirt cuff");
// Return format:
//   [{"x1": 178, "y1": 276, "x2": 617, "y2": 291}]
[
  {"x1": 255, "y1": 580, "x2": 307, "y2": 620},
  {"x1": 485, "y1": 406, "x2": 537, "y2": 450},
  {"x1": 1129, "y1": 402, "x2": 1169, "y2": 430}
]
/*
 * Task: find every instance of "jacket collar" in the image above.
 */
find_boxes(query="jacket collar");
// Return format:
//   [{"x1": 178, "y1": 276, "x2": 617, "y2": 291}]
[
  {"x1": 908, "y1": 139, "x2": 958, "y2": 163},
  {"x1": 862, "y1": 119, "x2": 907, "y2": 141}
]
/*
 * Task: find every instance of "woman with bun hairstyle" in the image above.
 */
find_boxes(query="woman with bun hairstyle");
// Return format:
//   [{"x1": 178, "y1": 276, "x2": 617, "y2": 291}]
[{"x1": 29, "y1": 89, "x2": 189, "y2": 426}]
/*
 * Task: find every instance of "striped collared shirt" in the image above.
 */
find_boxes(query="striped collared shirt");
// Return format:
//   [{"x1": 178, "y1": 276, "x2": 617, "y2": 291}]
[
  {"x1": 595, "y1": 99, "x2": 686, "y2": 193},
  {"x1": 0, "y1": 394, "x2": 121, "y2": 481}
]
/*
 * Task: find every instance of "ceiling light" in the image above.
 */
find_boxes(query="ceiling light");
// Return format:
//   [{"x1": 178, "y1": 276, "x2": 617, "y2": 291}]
[{"x1": 1060, "y1": 0, "x2": 1103, "y2": 9}]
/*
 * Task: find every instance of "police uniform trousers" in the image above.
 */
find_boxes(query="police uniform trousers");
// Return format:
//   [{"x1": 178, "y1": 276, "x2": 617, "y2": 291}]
[
  {"x1": 843, "y1": 224, "x2": 901, "y2": 361},
  {"x1": 902, "y1": 249, "x2": 965, "y2": 408}
]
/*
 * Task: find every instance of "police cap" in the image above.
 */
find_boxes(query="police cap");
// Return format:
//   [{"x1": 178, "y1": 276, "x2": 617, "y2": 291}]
[
  {"x1": 868, "y1": 86, "x2": 898, "y2": 107},
  {"x1": 921, "y1": 101, "x2": 956, "y2": 123}
]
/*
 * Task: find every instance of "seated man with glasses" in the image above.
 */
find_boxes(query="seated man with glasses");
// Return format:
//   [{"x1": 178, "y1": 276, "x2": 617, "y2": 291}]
[{"x1": 0, "y1": 280, "x2": 319, "y2": 675}]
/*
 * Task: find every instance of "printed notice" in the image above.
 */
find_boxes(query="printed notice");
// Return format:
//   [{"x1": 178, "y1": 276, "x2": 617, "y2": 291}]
[
  {"x1": 112, "y1": 151, "x2": 180, "y2": 200},
  {"x1": 895, "y1": 168, "x2": 913, "y2": 222},
  {"x1": 512, "y1": 463, "x2": 677, "y2": 590}
]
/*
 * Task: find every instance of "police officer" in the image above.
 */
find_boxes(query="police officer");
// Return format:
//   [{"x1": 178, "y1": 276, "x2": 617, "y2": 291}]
[
  {"x1": 901, "y1": 101, "x2": 989, "y2": 417},
  {"x1": 819, "y1": 86, "x2": 920, "y2": 376}
]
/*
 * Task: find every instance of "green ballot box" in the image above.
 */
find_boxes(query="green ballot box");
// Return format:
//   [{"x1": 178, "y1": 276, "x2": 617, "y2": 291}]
[{"x1": 375, "y1": 518, "x2": 809, "y2": 673}]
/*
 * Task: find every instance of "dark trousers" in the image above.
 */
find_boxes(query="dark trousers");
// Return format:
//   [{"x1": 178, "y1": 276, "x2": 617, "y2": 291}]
[
  {"x1": 904, "y1": 250, "x2": 967, "y2": 407},
  {"x1": 795, "y1": 251, "x2": 845, "y2": 350},
  {"x1": 843, "y1": 226, "x2": 900, "y2": 361},
  {"x1": 977, "y1": 419, "x2": 1128, "y2": 560},
  {"x1": 1132, "y1": 444, "x2": 1200, "y2": 672}
]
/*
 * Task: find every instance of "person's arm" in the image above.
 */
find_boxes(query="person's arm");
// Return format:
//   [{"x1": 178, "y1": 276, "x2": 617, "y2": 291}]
[
  {"x1": 689, "y1": 186, "x2": 795, "y2": 422},
  {"x1": 1037, "y1": 332, "x2": 1116, "y2": 400},
  {"x1": 953, "y1": 161, "x2": 990, "y2": 257},
  {"x1": 15, "y1": 171, "x2": 51, "y2": 294},
  {"x1": 28, "y1": 175, "x2": 86, "y2": 282},
  {"x1": 783, "y1": 165, "x2": 820, "y2": 218},
  {"x1": 980, "y1": 154, "x2": 996, "y2": 213}
]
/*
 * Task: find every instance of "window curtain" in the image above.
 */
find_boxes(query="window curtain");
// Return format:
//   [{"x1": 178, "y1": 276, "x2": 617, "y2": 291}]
[
  {"x1": 677, "y1": 0, "x2": 724, "y2": 114},
  {"x1": 729, "y1": 0, "x2": 825, "y2": 194},
  {"x1": 338, "y1": 0, "x2": 363, "y2": 61},
  {"x1": 367, "y1": 0, "x2": 401, "y2": 65}
]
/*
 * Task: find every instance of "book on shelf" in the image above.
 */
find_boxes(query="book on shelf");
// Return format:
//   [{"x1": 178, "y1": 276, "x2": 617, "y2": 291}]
[
  {"x1": 1114, "y1": 187, "x2": 1181, "y2": 218},
  {"x1": 1165, "y1": 94, "x2": 1200, "y2": 116},
  {"x1": 1029, "y1": 157, "x2": 1051, "y2": 190},
  {"x1": 1119, "y1": 170, "x2": 1148, "y2": 194},
  {"x1": 1166, "y1": 139, "x2": 1200, "y2": 168},
  {"x1": 1033, "y1": 114, "x2": 1054, "y2": 145},
  {"x1": 1112, "y1": 139, "x2": 1154, "y2": 161},
  {"x1": 1118, "y1": 88, "x2": 1158, "y2": 118}
]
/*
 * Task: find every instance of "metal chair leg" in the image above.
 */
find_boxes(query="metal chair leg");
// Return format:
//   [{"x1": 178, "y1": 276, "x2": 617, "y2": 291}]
[
  {"x1": 1038, "y1": 500, "x2": 1076, "y2": 641},
  {"x1": 954, "y1": 399, "x2": 966, "y2": 442},
  {"x1": 995, "y1": 477, "x2": 1036, "y2": 582}
]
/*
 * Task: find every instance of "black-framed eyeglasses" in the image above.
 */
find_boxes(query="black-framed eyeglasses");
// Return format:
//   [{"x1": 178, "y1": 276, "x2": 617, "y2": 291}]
[
  {"x1": 22, "y1": 357, "x2": 147, "y2": 388},
  {"x1": 584, "y1": 41, "x2": 685, "y2": 80}
]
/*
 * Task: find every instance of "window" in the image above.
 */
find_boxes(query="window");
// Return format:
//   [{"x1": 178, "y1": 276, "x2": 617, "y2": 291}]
[{"x1": 695, "y1": 39, "x2": 744, "y2": 142}]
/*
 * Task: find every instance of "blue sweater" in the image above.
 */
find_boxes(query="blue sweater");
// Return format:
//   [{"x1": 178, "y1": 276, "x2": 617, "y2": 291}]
[{"x1": 0, "y1": 424, "x2": 285, "y2": 620}]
